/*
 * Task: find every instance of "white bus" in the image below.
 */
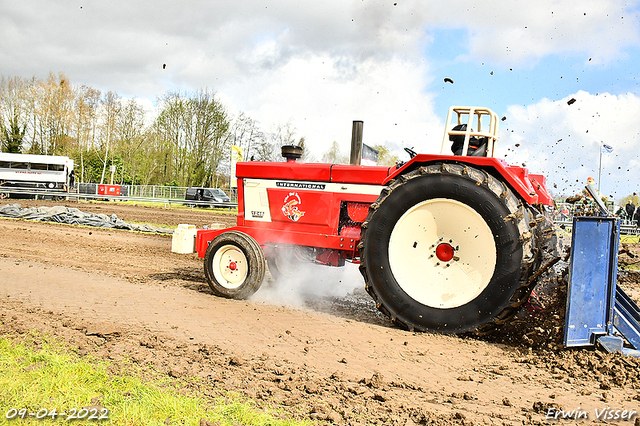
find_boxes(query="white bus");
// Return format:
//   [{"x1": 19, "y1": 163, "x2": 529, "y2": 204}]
[{"x1": 0, "y1": 153, "x2": 74, "y2": 191}]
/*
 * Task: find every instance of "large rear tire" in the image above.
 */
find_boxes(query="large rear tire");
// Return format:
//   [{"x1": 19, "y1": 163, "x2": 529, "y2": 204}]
[
  {"x1": 204, "y1": 231, "x2": 266, "y2": 299},
  {"x1": 359, "y1": 163, "x2": 538, "y2": 333}
]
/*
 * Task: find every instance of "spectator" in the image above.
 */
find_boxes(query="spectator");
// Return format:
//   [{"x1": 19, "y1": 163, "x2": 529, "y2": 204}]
[
  {"x1": 635, "y1": 207, "x2": 640, "y2": 227},
  {"x1": 626, "y1": 199, "x2": 636, "y2": 219},
  {"x1": 68, "y1": 169, "x2": 76, "y2": 189}
]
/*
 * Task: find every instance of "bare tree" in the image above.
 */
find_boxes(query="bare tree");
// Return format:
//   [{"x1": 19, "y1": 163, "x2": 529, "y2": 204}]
[
  {"x1": 155, "y1": 91, "x2": 188, "y2": 184},
  {"x1": 297, "y1": 137, "x2": 318, "y2": 163},
  {"x1": 0, "y1": 73, "x2": 307, "y2": 187},
  {"x1": 115, "y1": 98, "x2": 146, "y2": 184},
  {"x1": 34, "y1": 73, "x2": 75, "y2": 155},
  {"x1": 255, "y1": 121, "x2": 300, "y2": 162},
  {"x1": 322, "y1": 141, "x2": 348, "y2": 164},
  {"x1": 227, "y1": 112, "x2": 263, "y2": 161},
  {"x1": 98, "y1": 91, "x2": 120, "y2": 184},
  {"x1": 72, "y1": 85, "x2": 101, "y2": 182}
]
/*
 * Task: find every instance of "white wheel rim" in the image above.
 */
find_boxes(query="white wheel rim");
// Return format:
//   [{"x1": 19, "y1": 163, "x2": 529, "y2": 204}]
[
  {"x1": 388, "y1": 198, "x2": 497, "y2": 309},
  {"x1": 212, "y1": 244, "x2": 248, "y2": 289}
]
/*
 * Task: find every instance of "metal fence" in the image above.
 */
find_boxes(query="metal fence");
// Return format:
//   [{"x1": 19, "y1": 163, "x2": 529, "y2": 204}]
[
  {"x1": 0, "y1": 184, "x2": 237, "y2": 209},
  {"x1": 553, "y1": 202, "x2": 640, "y2": 235},
  {"x1": 129, "y1": 185, "x2": 186, "y2": 200},
  {"x1": 77, "y1": 183, "x2": 238, "y2": 203}
]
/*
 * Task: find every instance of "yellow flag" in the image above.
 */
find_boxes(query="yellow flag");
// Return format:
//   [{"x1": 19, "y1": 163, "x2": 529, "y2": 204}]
[{"x1": 230, "y1": 146, "x2": 243, "y2": 188}]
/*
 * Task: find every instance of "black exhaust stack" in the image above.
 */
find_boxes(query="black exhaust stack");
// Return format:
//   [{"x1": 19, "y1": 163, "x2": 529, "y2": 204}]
[{"x1": 350, "y1": 120, "x2": 363, "y2": 165}]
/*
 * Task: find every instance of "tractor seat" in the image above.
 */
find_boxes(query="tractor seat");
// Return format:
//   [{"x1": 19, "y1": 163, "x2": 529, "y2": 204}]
[{"x1": 449, "y1": 124, "x2": 488, "y2": 157}]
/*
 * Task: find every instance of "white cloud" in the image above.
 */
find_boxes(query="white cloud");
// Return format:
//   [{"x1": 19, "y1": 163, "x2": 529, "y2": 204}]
[
  {"x1": 4, "y1": 0, "x2": 632, "y2": 88},
  {"x1": 434, "y1": 0, "x2": 640, "y2": 65},
  {"x1": 221, "y1": 53, "x2": 440, "y2": 159},
  {"x1": 499, "y1": 91, "x2": 640, "y2": 200}
]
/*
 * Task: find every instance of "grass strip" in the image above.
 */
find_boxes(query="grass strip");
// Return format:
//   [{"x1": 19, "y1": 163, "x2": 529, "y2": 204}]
[
  {"x1": 114, "y1": 200, "x2": 237, "y2": 214},
  {"x1": 0, "y1": 334, "x2": 310, "y2": 426}
]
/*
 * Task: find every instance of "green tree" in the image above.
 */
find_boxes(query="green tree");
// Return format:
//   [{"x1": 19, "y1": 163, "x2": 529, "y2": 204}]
[
  {"x1": 137, "y1": 130, "x2": 166, "y2": 185},
  {"x1": 0, "y1": 73, "x2": 294, "y2": 187},
  {"x1": 370, "y1": 144, "x2": 399, "y2": 167},
  {"x1": 620, "y1": 194, "x2": 640, "y2": 207},
  {"x1": 154, "y1": 89, "x2": 230, "y2": 187},
  {"x1": 189, "y1": 89, "x2": 230, "y2": 187},
  {"x1": 1, "y1": 113, "x2": 26, "y2": 152},
  {"x1": 0, "y1": 76, "x2": 29, "y2": 153}
]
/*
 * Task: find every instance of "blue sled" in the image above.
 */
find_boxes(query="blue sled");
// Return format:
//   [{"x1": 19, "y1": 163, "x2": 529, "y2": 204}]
[{"x1": 564, "y1": 216, "x2": 640, "y2": 357}]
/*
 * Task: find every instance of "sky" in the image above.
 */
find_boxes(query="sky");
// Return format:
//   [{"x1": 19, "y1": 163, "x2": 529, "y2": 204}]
[{"x1": 1, "y1": 0, "x2": 640, "y2": 201}]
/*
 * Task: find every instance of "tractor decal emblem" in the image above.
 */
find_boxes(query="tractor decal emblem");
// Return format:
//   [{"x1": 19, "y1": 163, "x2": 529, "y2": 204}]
[{"x1": 282, "y1": 192, "x2": 305, "y2": 222}]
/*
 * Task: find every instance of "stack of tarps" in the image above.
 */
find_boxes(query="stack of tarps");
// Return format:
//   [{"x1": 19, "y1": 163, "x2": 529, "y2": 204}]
[{"x1": 0, "y1": 204, "x2": 173, "y2": 234}]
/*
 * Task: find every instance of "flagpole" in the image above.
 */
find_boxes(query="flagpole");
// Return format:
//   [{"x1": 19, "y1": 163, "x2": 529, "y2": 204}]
[
  {"x1": 599, "y1": 143, "x2": 614, "y2": 193},
  {"x1": 598, "y1": 145, "x2": 602, "y2": 192}
]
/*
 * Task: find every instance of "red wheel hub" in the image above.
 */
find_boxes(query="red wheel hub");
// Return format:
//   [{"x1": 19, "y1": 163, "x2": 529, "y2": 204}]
[
  {"x1": 228, "y1": 261, "x2": 238, "y2": 271},
  {"x1": 435, "y1": 243, "x2": 455, "y2": 262}
]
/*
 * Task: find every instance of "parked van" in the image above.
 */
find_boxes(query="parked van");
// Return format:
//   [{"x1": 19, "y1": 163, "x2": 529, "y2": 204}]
[{"x1": 185, "y1": 187, "x2": 231, "y2": 207}]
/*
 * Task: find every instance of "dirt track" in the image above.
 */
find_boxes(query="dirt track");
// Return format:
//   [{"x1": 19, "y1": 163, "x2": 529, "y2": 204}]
[{"x1": 1, "y1": 199, "x2": 640, "y2": 425}]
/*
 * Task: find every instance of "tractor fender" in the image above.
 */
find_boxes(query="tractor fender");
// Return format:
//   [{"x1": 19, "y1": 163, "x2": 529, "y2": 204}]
[{"x1": 384, "y1": 154, "x2": 553, "y2": 206}]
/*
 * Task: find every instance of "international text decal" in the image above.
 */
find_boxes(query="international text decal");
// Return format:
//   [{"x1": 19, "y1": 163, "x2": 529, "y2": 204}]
[
  {"x1": 276, "y1": 182, "x2": 325, "y2": 190},
  {"x1": 282, "y1": 192, "x2": 305, "y2": 222}
]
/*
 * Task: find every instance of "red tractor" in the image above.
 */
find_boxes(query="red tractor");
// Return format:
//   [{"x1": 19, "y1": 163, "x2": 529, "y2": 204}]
[{"x1": 196, "y1": 106, "x2": 554, "y2": 334}]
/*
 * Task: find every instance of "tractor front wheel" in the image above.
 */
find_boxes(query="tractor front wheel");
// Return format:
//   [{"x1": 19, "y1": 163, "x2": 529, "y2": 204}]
[
  {"x1": 359, "y1": 163, "x2": 538, "y2": 333},
  {"x1": 204, "y1": 231, "x2": 266, "y2": 299}
]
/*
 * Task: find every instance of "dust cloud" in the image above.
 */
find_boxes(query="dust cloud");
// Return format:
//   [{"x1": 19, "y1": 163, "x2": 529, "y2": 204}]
[{"x1": 251, "y1": 261, "x2": 364, "y2": 309}]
